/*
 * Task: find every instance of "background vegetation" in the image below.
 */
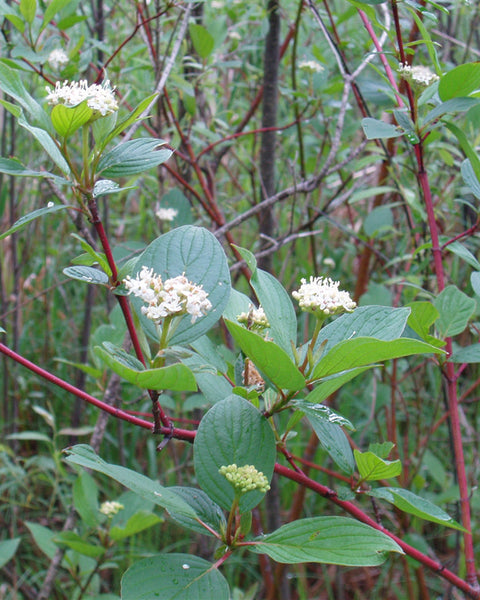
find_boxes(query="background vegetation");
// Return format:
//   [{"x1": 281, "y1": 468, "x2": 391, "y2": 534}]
[{"x1": 1, "y1": 0, "x2": 480, "y2": 598}]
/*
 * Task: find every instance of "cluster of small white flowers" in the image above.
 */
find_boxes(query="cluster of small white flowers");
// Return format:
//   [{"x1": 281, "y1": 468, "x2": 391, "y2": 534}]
[
  {"x1": 99, "y1": 500, "x2": 124, "y2": 516},
  {"x1": 298, "y1": 60, "x2": 324, "y2": 73},
  {"x1": 124, "y1": 266, "x2": 212, "y2": 324},
  {"x1": 292, "y1": 276, "x2": 356, "y2": 317},
  {"x1": 47, "y1": 49, "x2": 69, "y2": 71},
  {"x1": 155, "y1": 207, "x2": 178, "y2": 222},
  {"x1": 45, "y1": 80, "x2": 119, "y2": 116},
  {"x1": 398, "y1": 63, "x2": 439, "y2": 88},
  {"x1": 237, "y1": 304, "x2": 270, "y2": 330},
  {"x1": 219, "y1": 464, "x2": 270, "y2": 494}
]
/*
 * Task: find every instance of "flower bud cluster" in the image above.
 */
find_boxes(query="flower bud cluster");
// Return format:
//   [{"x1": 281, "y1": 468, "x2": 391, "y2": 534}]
[
  {"x1": 292, "y1": 276, "x2": 356, "y2": 317},
  {"x1": 237, "y1": 304, "x2": 270, "y2": 331},
  {"x1": 398, "y1": 64, "x2": 439, "y2": 88},
  {"x1": 99, "y1": 500, "x2": 124, "y2": 516},
  {"x1": 219, "y1": 463, "x2": 270, "y2": 494},
  {"x1": 45, "y1": 79, "x2": 119, "y2": 116},
  {"x1": 124, "y1": 266, "x2": 212, "y2": 324}
]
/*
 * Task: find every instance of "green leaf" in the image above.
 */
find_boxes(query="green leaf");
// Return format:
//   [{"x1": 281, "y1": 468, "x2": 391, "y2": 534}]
[
  {"x1": 361, "y1": 118, "x2": 404, "y2": 140},
  {"x1": 0, "y1": 60, "x2": 46, "y2": 123},
  {"x1": 97, "y1": 138, "x2": 172, "y2": 177},
  {"x1": 369, "y1": 488, "x2": 467, "y2": 531},
  {"x1": 194, "y1": 396, "x2": 276, "y2": 512},
  {"x1": 95, "y1": 343, "x2": 198, "y2": 391},
  {"x1": 25, "y1": 522, "x2": 57, "y2": 559},
  {"x1": 423, "y1": 98, "x2": 480, "y2": 126},
  {"x1": 235, "y1": 246, "x2": 297, "y2": 358},
  {"x1": 307, "y1": 416, "x2": 355, "y2": 474},
  {"x1": 0, "y1": 203, "x2": 70, "y2": 241},
  {"x1": 449, "y1": 344, "x2": 480, "y2": 363},
  {"x1": 461, "y1": 159, "x2": 480, "y2": 200},
  {"x1": 250, "y1": 517, "x2": 403, "y2": 565},
  {"x1": 110, "y1": 511, "x2": 162, "y2": 541},
  {"x1": 444, "y1": 240, "x2": 480, "y2": 271},
  {"x1": 121, "y1": 554, "x2": 230, "y2": 600},
  {"x1": 312, "y1": 337, "x2": 443, "y2": 380},
  {"x1": 7, "y1": 431, "x2": 52, "y2": 444},
  {"x1": 369, "y1": 441, "x2": 395, "y2": 459},
  {"x1": 18, "y1": 116, "x2": 70, "y2": 174},
  {"x1": 51, "y1": 101, "x2": 93, "y2": 138},
  {"x1": 305, "y1": 366, "x2": 377, "y2": 403},
  {"x1": 41, "y1": 0, "x2": 72, "y2": 30},
  {"x1": 167, "y1": 487, "x2": 226, "y2": 537},
  {"x1": 363, "y1": 205, "x2": 393, "y2": 237},
  {"x1": 315, "y1": 306, "x2": 411, "y2": 355},
  {"x1": 63, "y1": 266, "x2": 110, "y2": 285},
  {"x1": 406, "y1": 301, "x2": 442, "y2": 347},
  {"x1": 444, "y1": 121, "x2": 480, "y2": 185},
  {"x1": 434, "y1": 285, "x2": 476, "y2": 338},
  {"x1": 189, "y1": 23, "x2": 215, "y2": 59},
  {"x1": 101, "y1": 94, "x2": 159, "y2": 150},
  {"x1": 439, "y1": 63, "x2": 480, "y2": 101},
  {"x1": 64, "y1": 445, "x2": 199, "y2": 520},
  {"x1": 73, "y1": 471, "x2": 99, "y2": 528},
  {"x1": 0, "y1": 538, "x2": 20, "y2": 569},
  {"x1": 471, "y1": 272, "x2": 480, "y2": 297},
  {"x1": 132, "y1": 226, "x2": 231, "y2": 346},
  {"x1": 70, "y1": 232, "x2": 112, "y2": 276},
  {"x1": 20, "y1": 0, "x2": 36, "y2": 24},
  {"x1": 225, "y1": 319, "x2": 305, "y2": 391},
  {"x1": 354, "y1": 449, "x2": 402, "y2": 481},
  {"x1": 0, "y1": 157, "x2": 65, "y2": 181},
  {"x1": 54, "y1": 531, "x2": 105, "y2": 558},
  {"x1": 291, "y1": 400, "x2": 354, "y2": 430}
]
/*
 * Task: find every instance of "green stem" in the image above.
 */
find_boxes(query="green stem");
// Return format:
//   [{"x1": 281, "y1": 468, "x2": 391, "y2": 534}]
[
  {"x1": 225, "y1": 496, "x2": 240, "y2": 546},
  {"x1": 82, "y1": 125, "x2": 91, "y2": 188}
]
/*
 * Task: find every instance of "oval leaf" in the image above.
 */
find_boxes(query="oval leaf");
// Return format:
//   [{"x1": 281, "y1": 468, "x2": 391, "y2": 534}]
[
  {"x1": 121, "y1": 554, "x2": 230, "y2": 600},
  {"x1": 354, "y1": 449, "x2": 402, "y2": 481},
  {"x1": 439, "y1": 63, "x2": 480, "y2": 101},
  {"x1": 369, "y1": 488, "x2": 467, "y2": 532},
  {"x1": 51, "y1": 101, "x2": 93, "y2": 137},
  {"x1": 63, "y1": 266, "x2": 110, "y2": 285},
  {"x1": 250, "y1": 516, "x2": 403, "y2": 565},
  {"x1": 361, "y1": 118, "x2": 404, "y2": 140},
  {"x1": 434, "y1": 285, "x2": 476, "y2": 338},
  {"x1": 194, "y1": 396, "x2": 276, "y2": 512},
  {"x1": 0, "y1": 203, "x2": 69, "y2": 241},
  {"x1": 95, "y1": 343, "x2": 197, "y2": 391},
  {"x1": 132, "y1": 226, "x2": 231, "y2": 345},
  {"x1": 225, "y1": 319, "x2": 305, "y2": 391},
  {"x1": 97, "y1": 138, "x2": 173, "y2": 177}
]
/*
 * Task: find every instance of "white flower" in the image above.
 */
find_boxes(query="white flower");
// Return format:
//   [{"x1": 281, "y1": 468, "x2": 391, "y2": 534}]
[
  {"x1": 124, "y1": 266, "x2": 212, "y2": 324},
  {"x1": 156, "y1": 207, "x2": 178, "y2": 222},
  {"x1": 398, "y1": 63, "x2": 439, "y2": 88},
  {"x1": 45, "y1": 80, "x2": 119, "y2": 116},
  {"x1": 292, "y1": 276, "x2": 356, "y2": 317},
  {"x1": 47, "y1": 49, "x2": 69, "y2": 71},
  {"x1": 298, "y1": 60, "x2": 324, "y2": 74},
  {"x1": 99, "y1": 500, "x2": 124, "y2": 516},
  {"x1": 237, "y1": 304, "x2": 270, "y2": 330}
]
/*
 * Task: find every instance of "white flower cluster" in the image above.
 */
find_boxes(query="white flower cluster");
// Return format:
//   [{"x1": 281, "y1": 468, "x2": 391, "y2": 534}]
[
  {"x1": 99, "y1": 500, "x2": 124, "y2": 516},
  {"x1": 124, "y1": 266, "x2": 212, "y2": 324},
  {"x1": 156, "y1": 207, "x2": 178, "y2": 222},
  {"x1": 45, "y1": 80, "x2": 119, "y2": 116},
  {"x1": 219, "y1": 463, "x2": 270, "y2": 494},
  {"x1": 292, "y1": 276, "x2": 356, "y2": 317},
  {"x1": 47, "y1": 49, "x2": 69, "y2": 71},
  {"x1": 298, "y1": 60, "x2": 324, "y2": 73},
  {"x1": 398, "y1": 63, "x2": 439, "y2": 88},
  {"x1": 237, "y1": 304, "x2": 270, "y2": 330}
]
